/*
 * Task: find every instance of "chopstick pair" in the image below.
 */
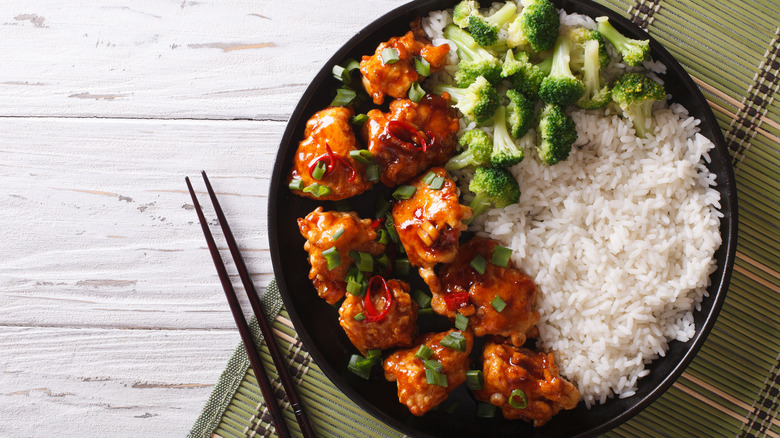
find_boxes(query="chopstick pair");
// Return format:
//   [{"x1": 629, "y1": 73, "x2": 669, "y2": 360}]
[{"x1": 185, "y1": 171, "x2": 315, "y2": 438}]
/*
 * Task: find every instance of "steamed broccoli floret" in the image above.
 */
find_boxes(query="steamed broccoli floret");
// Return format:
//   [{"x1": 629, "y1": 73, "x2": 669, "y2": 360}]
[
  {"x1": 507, "y1": 0, "x2": 559, "y2": 52},
  {"x1": 596, "y1": 16, "x2": 650, "y2": 67},
  {"x1": 446, "y1": 129, "x2": 493, "y2": 170},
  {"x1": 453, "y1": 0, "x2": 480, "y2": 28},
  {"x1": 468, "y1": 167, "x2": 521, "y2": 219},
  {"x1": 506, "y1": 89, "x2": 534, "y2": 138},
  {"x1": 467, "y1": 3, "x2": 518, "y2": 47},
  {"x1": 443, "y1": 25, "x2": 502, "y2": 86},
  {"x1": 575, "y1": 39, "x2": 611, "y2": 109},
  {"x1": 538, "y1": 35, "x2": 585, "y2": 106},
  {"x1": 501, "y1": 49, "x2": 550, "y2": 99},
  {"x1": 610, "y1": 72, "x2": 666, "y2": 138},
  {"x1": 490, "y1": 105, "x2": 525, "y2": 168},
  {"x1": 536, "y1": 104, "x2": 577, "y2": 165},
  {"x1": 435, "y1": 76, "x2": 500, "y2": 125},
  {"x1": 567, "y1": 27, "x2": 610, "y2": 71}
]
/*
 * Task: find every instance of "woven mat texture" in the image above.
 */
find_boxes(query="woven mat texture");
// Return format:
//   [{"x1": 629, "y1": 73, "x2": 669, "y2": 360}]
[{"x1": 190, "y1": 0, "x2": 780, "y2": 436}]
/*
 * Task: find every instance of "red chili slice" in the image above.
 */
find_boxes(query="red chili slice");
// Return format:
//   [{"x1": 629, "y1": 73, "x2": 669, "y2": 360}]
[
  {"x1": 444, "y1": 291, "x2": 469, "y2": 311},
  {"x1": 363, "y1": 275, "x2": 393, "y2": 323},
  {"x1": 308, "y1": 143, "x2": 356, "y2": 182},
  {"x1": 386, "y1": 120, "x2": 427, "y2": 153},
  {"x1": 370, "y1": 218, "x2": 386, "y2": 230}
]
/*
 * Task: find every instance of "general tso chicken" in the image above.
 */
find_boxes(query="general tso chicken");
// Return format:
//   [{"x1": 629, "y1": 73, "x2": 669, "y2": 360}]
[
  {"x1": 288, "y1": 106, "x2": 373, "y2": 201},
  {"x1": 383, "y1": 329, "x2": 474, "y2": 416},
  {"x1": 434, "y1": 237, "x2": 539, "y2": 347},
  {"x1": 362, "y1": 94, "x2": 460, "y2": 186},
  {"x1": 297, "y1": 208, "x2": 385, "y2": 304},
  {"x1": 339, "y1": 277, "x2": 417, "y2": 355},
  {"x1": 391, "y1": 167, "x2": 472, "y2": 287},
  {"x1": 474, "y1": 338, "x2": 580, "y2": 426},
  {"x1": 360, "y1": 29, "x2": 449, "y2": 105}
]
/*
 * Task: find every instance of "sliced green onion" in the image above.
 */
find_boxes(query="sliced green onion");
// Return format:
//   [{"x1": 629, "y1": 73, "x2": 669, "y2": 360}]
[
  {"x1": 375, "y1": 197, "x2": 390, "y2": 219},
  {"x1": 346, "y1": 279, "x2": 364, "y2": 296},
  {"x1": 414, "y1": 56, "x2": 431, "y2": 76},
  {"x1": 408, "y1": 82, "x2": 425, "y2": 102},
  {"x1": 412, "y1": 289, "x2": 431, "y2": 309},
  {"x1": 491, "y1": 295, "x2": 507, "y2": 313},
  {"x1": 417, "y1": 307, "x2": 434, "y2": 315},
  {"x1": 491, "y1": 246, "x2": 513, "y2": 268},
  {"x1": 445, "y1": 401, "x2": 460, "y2": 414},
  {"x1": 425, "y1": 368, "x2": 448, "y2": 387},
  {"x1": 311, "y1": 161, "x2": 328, "y2": 180},
  {"x1": 376, "y1": 229, "x2": 389, "y2": 245},
  {"x1": 366, "y1": 349, "x2": 381, "y2": 360},
  {"x1": 470, "y1": 253, "x2": 488, "y2": 274},
  {"x1": 394, "y1": 258, "x2": 410, "y2": 276},
  {"x1": 440, "y1": 331, "x2": 466, "y2": 352},
  {"x1": 347, "y1": 354, "x2": 374, "y2": 379},
  {"x1": 357, "y1": 252, "x2": 373, "y2": 272},
  {"x1": 288, "y1": 178, "x2": 304, "y2": 191},
  {"x1": 332, "y1": 228, "x2": 345, "y2": 241},
  {"x1": 380, "y1": 47, "x2": 399, "y2": 64},
  {"x1": 384, "y1": 213, "x2": 400, "y2": 243},
  {"x1": 332, "y1": 64, "x2": 351, "y2": 83},
  {"x1": 351, "y1": 113, "x2": 369, "y2": 126},
  {"x1": 424, "y1": 359, "x2": 443, "y2": 373},
  {"x1": 414, "y1": 345, "x2": 433, "y2": 360},
  {"x1": 353, "y1": 312, "x2": 366, "y2": 321},
  {"x1": 466, "y1": 370, "x2": 483, "y2": 391},
  {"x1": 430, "y1": 175, "x2": 445, "y2": 190},
  {"x1": 344, "y1": 58, "x2": 361, "y2": 72},
  {"x1": 302, "y1": 183, "x2": 332, "y2": 198},
  {"x1": 333, "y1": 200, "x2": 351, "y2": 212},
  {"x1": 349, "y1": 149, "x2": 374, "y2": 164},
  {"x1": 345, "y1": 264, "x2": 364, "y2": 283},
  {"x1": 322, "y1": 247, "x2": 341, "y2": 270},
  {"x1": 454, "y1": 313, "x2": 469, "y2": 331},
  {"x1": 331, "y1": 87, "x2": 357, "y2": 107},
  {"x1": 366, "y1": 163, "x2": 380, "y2": 182},
  {"x1": 476, "y1": 402, "x2": 497, "y2": 418},
  {"x1": 508, "y1": 389, "x2": 528, "y2": 409},
  {"x1": 392, "y1": 185, "x2": 417, "y2": 200},
  {"x1": 375, "y1": 253, "x2": 391, "y2": 267},
  {"x1": 421, "y1": 171, "x2": 436, "y2": 185}
]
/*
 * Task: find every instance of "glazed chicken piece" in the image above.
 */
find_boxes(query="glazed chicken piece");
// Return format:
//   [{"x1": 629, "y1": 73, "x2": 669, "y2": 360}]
[
  {"x1": 434, "y1": 237, "x2": 539, "y2": 347},
  {"x1": 339, "y1": 277, "x2": 417, "y2": 355},
  {"x1": 288, "y1": 106, "x2": 373, "y2": 201},
  {"x1": 360, "y1": 29, "x2": 449, "y2": 105},
  {"x1": 298, "y1": 207, "x2": 385, "y2": 305},
  {"x1": 391, "y1": 167, "x2": 472, "y2": 288},
  {"x1": 363, "y1": 94, "x2": 459, "y2": 186},
  {"x1": 383, "y1": 329, "x2": 474, "y2": 416},
  {"x1": 475, "y1": 339, "x2": 580, "y2": 426}
]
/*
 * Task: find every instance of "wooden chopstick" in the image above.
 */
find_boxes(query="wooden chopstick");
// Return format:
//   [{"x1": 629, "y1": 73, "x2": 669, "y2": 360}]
[{"x1": 186, "y1": 172, "x2": 315, "y2": 438}]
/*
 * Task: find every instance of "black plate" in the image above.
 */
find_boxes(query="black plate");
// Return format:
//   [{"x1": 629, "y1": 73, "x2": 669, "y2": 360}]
[{"x1": 268, "y1": 1, "x2": 738, "y2": 436}]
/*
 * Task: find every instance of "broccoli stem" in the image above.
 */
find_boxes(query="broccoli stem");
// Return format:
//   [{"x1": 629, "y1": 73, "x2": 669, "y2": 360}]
[{"x1": 443, "y1": 25, "x2": 487, "y2": 63}]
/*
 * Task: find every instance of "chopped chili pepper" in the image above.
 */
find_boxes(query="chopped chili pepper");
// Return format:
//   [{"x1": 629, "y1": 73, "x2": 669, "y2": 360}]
[
  {"x1": 308, "y1": 143, "x2": 357, "y2": 182},
  {"x1": 370, "y1": 218, "x2": 386, "y2": 230},
  {"x1": 363, "y1": 275, "x2": 393, "y2": 323},
  {"x1": 444, "y1": 291, "x2": 469, "y2": 311},
  {"x1": 385, "y1": 120, "x2": 427, "y2": 153}
]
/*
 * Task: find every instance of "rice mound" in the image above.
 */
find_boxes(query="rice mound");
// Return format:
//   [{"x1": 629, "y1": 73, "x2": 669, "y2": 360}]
[{"x1": 423, "y1": 4, "x2": 722, "y2": 407}]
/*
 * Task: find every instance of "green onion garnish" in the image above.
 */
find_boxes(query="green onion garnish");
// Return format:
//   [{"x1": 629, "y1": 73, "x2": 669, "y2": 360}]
[
  {"x1": 349, "y1": 251, "x2": 373, "y2": 272},
  {"x1": 445, "y1": 401, "x2": 460, "y2": 414},
  {"x1": 394, "y1": 258, "x2": 410, "y2": 276},
  {"x1": 424, "y1": 359, "x2": 443, "y2": 373},
  {"x1": 429, "y1": 175, "x2": 445, "y2": 190},
  {"x1": 466, "y1": 370, "x2": 483, "y2": 391},
  {"x1": 376, "y1": 229, "x2": 389, "y2": 245},
  {"x1": 508, "y1": 389, "x2": 528, "y2": 409},
  {"x1": 332, "y1": 228, "x2": 344, "y2": 241},
  {"x1": 440, "y1": 331, "x2": 466, "y2": 352},
  {"x1": 322, "y1": 247, "x2": 340, "y2": 270},
  {"x1": 375, "y1": 253, "x2": 391, "y2": 267},
  {"x1": 476, "y1": 402, "x2": 497, "y2": 418},
  {"x1": 366, "y1": 349, "x2": 381, "y2": 359},
  {"x1": 408, "y1": 82, "x2": 425, "y2": 102},
  {"x1": 353, "y1": 312, "x2": 366, "y2": 321},
  {"x1": 425, "y1": 368, "x2": 448, "y2": 387},
  {"x1": 346, "y1": 279, "x2": 364, "y2": 296},
  {"x1": 470, "y1": 254, "x2": 488, "y2": 274},
  {"x1": 366, "y1": 163, "x2": 380, "y2": 182},
  {"x1": 311, "y1": 161, "x2": 328, "y2": 180},
  {"x1": 332, "y1": 64, "x2": 351, "y2": 83},
  {"x1": 392, "y1": 185, "x2": 417, "y2": 200},
  {"x1": 375, "y1": 197, "x2": 390, "y2": 219},
  {"x1": 414, "y1": 56, "x2": 431, "y2": 76},
  {"x1": 345, "y1": 264, "x2": 363, "y2": 283},
  {"x1": 491, "y1": 295, "x2": 507, "y2": 313},
  {"x1": 455, "y1": 313, "x2": 469, "y2": 331},
  {"x1": 415, "y1": 345, "x2": 433, "y2": 360},
  {"x1": 349, "y1": 149, "x2": 374, "y2": 164},
  {"x1": 380, "y1": 47, "x2": 400, "y2": 64},
  {"x1": 417, "y1": 307, "x2": 434, "y2": 315},
  {"x1": 384, "y1": 213, "x2": 400, "y2": 243},
  {"x1": 302, "y1": 183, "x2": 332, "y2": 198},
  {"x1": 351, "y1": 113, "x2": 369, "y2": 126},
  {"x1": 412, "y1": 289, "x2": 431, "y2": 309},
  {"x1": 421, "y1": 171, "x2": 436, "y2": 185},
  {"x1": 331, "y1": 87, "x2": 357, "y2": 107},
  {"x1": 344, "y1": 58, "x2": 361, "y2": 72},
  {"x1": 347, "y1": 353, "x2": 380, "y2": 380},
  {"x1": 491, "y1": 246, "x2": 513, "y2": 268},
  {"x1": 288, "y1": 178, "x2": 304, "y2": 191}
]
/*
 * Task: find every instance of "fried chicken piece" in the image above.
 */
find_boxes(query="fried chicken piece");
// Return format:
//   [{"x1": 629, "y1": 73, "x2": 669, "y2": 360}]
[
  {"x1": 298, "y1": 207, "x2": 385, "y2": 304},
  {"x1": 289, "y1": 106, "x2": 373, "y2": 201},
  {"x1": 391, "y1": 167, "x2": 472, "y2": 287},
  {"x1": 434, "y1": 237, "x2": 539, "y2": 347},
  {"x1": 360, "y1": 29, "x2": 449, "y2": 105},
  {"x1": 338, "y1": 277, "x2": 417, "y2": 356},
  {"x1": 363, "y1": 94, "x2": 459, "y2": 186},
  {"x1": 475, "y1": 339, "x2": 580, "y2": 426},
  {"x1": 383, "y1": 329, "x2": 474, "y2": 416}
]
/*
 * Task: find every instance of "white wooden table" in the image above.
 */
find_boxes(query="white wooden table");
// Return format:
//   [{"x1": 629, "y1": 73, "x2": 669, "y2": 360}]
[{"x1": 0, "y1": 1, "x2": 407, "y2": 436}]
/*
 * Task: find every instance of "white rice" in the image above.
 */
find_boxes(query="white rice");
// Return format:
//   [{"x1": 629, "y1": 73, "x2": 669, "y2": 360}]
[{"x1": 422, "y1": 5, "x2": 722, "y2": 407}]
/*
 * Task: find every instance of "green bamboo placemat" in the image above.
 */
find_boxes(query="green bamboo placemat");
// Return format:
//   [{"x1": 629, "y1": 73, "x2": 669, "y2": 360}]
[{"x1": 190, "y1": 0, "x2": 780, "y2": 436}]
